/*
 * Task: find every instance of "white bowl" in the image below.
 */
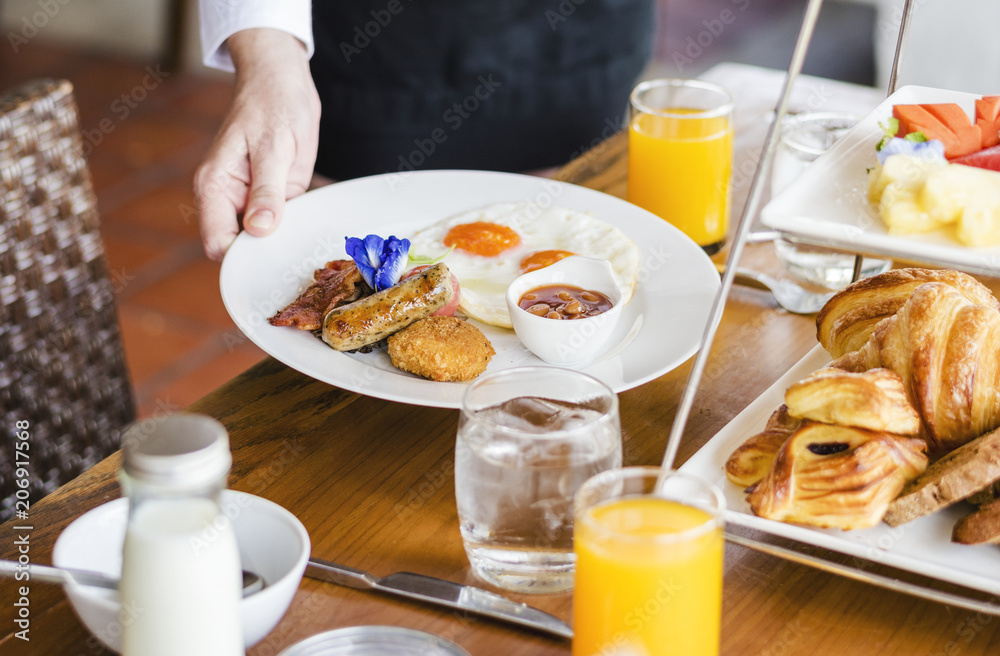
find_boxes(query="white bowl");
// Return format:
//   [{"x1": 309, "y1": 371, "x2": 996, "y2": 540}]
[
  {"x1": 53, "y1": 490, "x2": 310, "y2": 653},
  {"x1": 505, "y1": 256, "x2": 625, "y2": 366}
]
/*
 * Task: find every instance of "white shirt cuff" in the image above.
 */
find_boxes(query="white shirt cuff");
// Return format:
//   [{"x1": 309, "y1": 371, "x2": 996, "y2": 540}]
[{"x1": 199, "y1": 0, "x2": 314, "y2": 72}]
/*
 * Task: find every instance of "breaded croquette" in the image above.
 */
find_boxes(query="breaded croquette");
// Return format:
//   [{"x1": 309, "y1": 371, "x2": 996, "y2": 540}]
[{"x1": 387, "y1": 316, "x2": 495, "y2": 381}]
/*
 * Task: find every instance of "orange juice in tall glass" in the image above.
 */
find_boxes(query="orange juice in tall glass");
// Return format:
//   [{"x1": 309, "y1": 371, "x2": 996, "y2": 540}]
[
  {"x1": 572, "y1": 467, "x2": 725, "y2": 656},
  {"x1": 628, "y1": 79, "x2": 734, "y2": 255}
]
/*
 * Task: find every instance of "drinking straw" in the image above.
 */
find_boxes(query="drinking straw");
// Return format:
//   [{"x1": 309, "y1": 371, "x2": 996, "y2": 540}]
[{"x1": 657, "y1": 0, "x2": 828, "y2": 479}]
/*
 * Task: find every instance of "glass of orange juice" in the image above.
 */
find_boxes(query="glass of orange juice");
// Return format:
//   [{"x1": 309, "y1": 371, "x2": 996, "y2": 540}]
[
  {"x1": 627, "y1": 79, "x2": 734, "y2": 255},
  {"x1": 572, "y1": 466, "x2": 725, "y2": 656}
]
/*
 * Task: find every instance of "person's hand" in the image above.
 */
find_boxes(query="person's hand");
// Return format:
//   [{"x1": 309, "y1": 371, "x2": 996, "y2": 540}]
[{"x1": 194, "y1": 28, "x2": 321, "y2": 261}]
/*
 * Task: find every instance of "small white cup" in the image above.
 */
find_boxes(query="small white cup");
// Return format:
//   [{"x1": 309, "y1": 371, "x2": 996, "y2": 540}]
[{"x1": 506, "y1": 256, "x2": 624, "y2": 366}]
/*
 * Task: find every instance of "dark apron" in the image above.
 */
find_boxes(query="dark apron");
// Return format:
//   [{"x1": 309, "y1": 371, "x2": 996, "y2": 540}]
[{"x1": 310, "y1": 0, "x2": 655, "y2": 179}]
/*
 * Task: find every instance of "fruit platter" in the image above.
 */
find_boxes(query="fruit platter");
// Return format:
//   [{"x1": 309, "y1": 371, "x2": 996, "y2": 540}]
[{"x1": 761, "y1": 85, "x2": 1000, "y2": 277}]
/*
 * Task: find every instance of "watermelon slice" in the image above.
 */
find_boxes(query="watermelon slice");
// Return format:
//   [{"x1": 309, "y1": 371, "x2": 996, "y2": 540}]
[
  {"x1": 976, "y1": 96, "x2": 1000, "y2": 148},
  {"x1": 952, "y1": 143, "x2": 1000, "y2": 172}
]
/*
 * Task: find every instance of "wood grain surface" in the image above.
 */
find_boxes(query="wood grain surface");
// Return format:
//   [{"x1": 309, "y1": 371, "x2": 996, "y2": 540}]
[{"x1": 4, "y1": 66, "x2": 1000, "y2": 655}]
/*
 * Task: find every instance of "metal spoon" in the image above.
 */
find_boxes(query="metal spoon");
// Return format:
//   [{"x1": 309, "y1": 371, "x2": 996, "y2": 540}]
[
  {"x1": 719, "y1": 265, "x2": 835, "y2": 315},
  {"x1": 0, "y1": 560, "x2": 264, "y2": 597}
]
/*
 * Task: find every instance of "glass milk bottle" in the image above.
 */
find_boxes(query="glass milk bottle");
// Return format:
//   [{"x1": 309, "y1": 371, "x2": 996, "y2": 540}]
[{"x1": 119, "y1": 413, "x2": 244, "y2": 656}]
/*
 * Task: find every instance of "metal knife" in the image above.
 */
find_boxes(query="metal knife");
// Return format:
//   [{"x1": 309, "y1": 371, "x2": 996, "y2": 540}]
[{"x1": 305, "y1": 557, "x2": 573, "y2": 640}]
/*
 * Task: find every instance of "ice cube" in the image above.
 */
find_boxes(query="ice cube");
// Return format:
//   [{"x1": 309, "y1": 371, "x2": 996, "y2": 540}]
[
  {"x1": 483, "y1": 397, "x2": 605, "y2": 433},
  {"x1": 530, "y1": 496, "x2": 571, "y2": 542},
  {"x1": 478, "y1": 439, "x2": 522, "y2": 462},
  {"x1": 497, "y1": 397, "x2": 567, "y2": 430}
]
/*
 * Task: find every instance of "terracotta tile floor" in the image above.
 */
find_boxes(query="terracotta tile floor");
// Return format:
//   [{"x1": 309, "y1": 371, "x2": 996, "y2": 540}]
[{"x1": 1, "y1": 43, "x2": 267, "y2": 419}]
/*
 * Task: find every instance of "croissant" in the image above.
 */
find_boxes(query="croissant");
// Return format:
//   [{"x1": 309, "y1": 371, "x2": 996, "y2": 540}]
[
  {"x1": 833, "y1": 282, "x2": 1000, "y2": 453},
  {"x1": 748, "y1": 420, "x2": 928, "y2": 530},
  {"x1": 784, "y1": 367, "x2": 921, "y2": 435},
  {"x1": 816, "y1": 268, "x2": 998, "y2": 358},
  {"x1": 725, "y1": 404, "x2": 801, "y2": 488}
]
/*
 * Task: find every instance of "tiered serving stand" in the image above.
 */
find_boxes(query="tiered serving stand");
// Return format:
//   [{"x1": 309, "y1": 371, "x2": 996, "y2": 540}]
[{"x1": 666, "y1": 0, "x2": 1000, "y2": 616}]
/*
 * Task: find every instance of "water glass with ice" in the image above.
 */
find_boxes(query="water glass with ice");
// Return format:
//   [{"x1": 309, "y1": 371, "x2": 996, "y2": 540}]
[
  {"x1": 454, "y1": 367, "x2": 621, "y2": 594},
  {"x1": 771, "y1": 111, "x2": 890, "y2": 289}
]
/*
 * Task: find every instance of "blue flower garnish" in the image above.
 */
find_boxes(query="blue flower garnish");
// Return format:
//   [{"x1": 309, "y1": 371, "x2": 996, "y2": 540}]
[
  {"x1": 345, "y1": 234, "x2": 411, "y2": 291},
  {"x1": 876, "y1": 138, "x2": 946, "y2": 165}
]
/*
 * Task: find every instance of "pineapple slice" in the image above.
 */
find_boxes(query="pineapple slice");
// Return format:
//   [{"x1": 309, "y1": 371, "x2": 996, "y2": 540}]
[
  {"x1": 871, "y1": 154, "x2": 1000, "y2": 244},
  {"x1": 958, "y1": 203, "x2": 1000, "y2": 246},
  {"x1": 879, "y1": 183, "x2": 939, "y2": 234},
  {"x1": 867, "y1": 163, "x2": 885, "y2": 205},
  {"x1": 920, "y1": 164, "x2": 999, "y2": 225},
  {"x1": 920, "y1": 164, "x2": 1000, "y2": 245},
  {"x1": 868, "y1": 154, "x2": 944, "y2": 205}
]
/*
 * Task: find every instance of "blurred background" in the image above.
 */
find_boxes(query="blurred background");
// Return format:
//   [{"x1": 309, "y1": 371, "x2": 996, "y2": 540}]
[{"x1": 0, "y1": 0, "x2": 893, "y2": 418}]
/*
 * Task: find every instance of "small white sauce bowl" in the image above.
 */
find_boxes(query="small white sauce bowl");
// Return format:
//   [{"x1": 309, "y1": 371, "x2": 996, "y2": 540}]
[
  {"x1": 506, "y1": 255, "x2": 625, "y2": 366},
  {"x1": 53, "y1": 490, "x2": 309, "y2": 652}
]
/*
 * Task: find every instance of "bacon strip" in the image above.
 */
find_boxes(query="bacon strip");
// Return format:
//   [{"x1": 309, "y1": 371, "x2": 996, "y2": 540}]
[{"x1": 269, "y1": 260, "x2": 366, "y2": 330}]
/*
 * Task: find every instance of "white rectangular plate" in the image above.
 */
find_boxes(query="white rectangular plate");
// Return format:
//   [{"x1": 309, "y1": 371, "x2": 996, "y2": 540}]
[
  {"x1": 761, "y1": 85, "x2": 1000, "y2": 277},
  {"x1": 679, "y1": 345, "x2": 1000, "y2": 595}
]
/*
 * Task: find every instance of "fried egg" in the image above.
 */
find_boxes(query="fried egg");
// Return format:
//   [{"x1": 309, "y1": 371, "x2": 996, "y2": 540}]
[{"x1": 408, "y1": 202, "x2": 639, "y2": 328}]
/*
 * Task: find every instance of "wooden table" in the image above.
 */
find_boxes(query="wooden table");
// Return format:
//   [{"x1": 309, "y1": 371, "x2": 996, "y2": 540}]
[{"x1": 4, "y1": 64, "x2": 1000, "y2": 655}]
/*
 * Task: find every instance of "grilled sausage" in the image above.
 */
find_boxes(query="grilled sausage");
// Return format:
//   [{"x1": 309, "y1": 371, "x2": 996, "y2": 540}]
[{"x1": 322, "y1": 262, "x2": 456, "y2": 351}]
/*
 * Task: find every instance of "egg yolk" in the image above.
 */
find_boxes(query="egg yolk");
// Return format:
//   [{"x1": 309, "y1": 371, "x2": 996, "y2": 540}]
[
  {"x1": 443, "y1": 222, "x2": 521, "y2": 257},
  {"x1": 519, "y1": 250, "x2": 576, "y2": 273}
]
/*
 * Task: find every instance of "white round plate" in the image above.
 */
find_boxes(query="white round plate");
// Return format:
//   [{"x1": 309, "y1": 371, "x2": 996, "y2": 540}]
[
  {"x1": 278, "y1": 626, "x2": 470, "y2": 655},
  {"x1": 220, "y1": 170, "x2": 720, "y2": 408}
]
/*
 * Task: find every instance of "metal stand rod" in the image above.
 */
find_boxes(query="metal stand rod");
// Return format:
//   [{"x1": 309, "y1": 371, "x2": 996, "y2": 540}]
[
  {"x1": 851, "y1": 253, "x2": 864, "y2": 283},
  {"x1": 727, "y1": 531, "x2": 1000, "y2": 615},
  {"x1": 658, "y1": 0, "x2": 827, "y2": 476},
  {"x1": 886, "y1": 0, "x2": 917, "y2": 96},
  {"x1": 845, "y1": 0, "x2": 917, "y2": 285},
  {"x1": 776, "y1": 0, "x2": 916, "y2": 288}
]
